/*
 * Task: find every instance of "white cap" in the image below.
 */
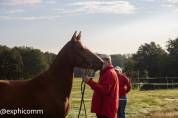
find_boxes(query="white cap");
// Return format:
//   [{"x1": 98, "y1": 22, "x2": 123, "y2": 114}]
[{"x1": 97, "y1": 54, "x2": 111, "y2": 60}]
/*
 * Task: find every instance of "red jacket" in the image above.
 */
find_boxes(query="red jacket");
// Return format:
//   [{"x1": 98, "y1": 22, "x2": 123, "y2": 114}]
[
  {"x1": 87, "y1": 64, "x2": 119, "y2": 118},
  {"x1": 117, "y1": 73, "x2": 131, "y2": 97}
]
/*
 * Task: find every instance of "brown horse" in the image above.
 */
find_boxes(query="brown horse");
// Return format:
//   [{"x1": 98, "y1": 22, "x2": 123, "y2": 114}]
[{"x1": 0, "y1": 31, "x2": 103, "y2": 118}]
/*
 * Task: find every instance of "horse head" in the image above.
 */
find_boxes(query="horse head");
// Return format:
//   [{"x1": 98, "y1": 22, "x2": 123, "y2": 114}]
[{"x1": 66, "y1": 31, "x2": 103, "y2": 71}]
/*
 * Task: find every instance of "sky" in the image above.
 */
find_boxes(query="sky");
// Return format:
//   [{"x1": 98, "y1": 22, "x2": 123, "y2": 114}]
[{"x1": 0, "y1": 0, "x2": 178, "y2": 55}]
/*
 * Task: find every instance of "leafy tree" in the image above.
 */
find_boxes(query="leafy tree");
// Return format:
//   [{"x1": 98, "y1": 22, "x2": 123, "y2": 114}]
[
  {"x1": 166, "y1": 38, "x2": 178, "y2": 76},
  {"x1": 111, "y1": 54, "x2": 127, "y2": 68},
  {"x1": 0, "y1": 45, "x2": 10, "y2": 79},
  {"x1": 0, "y1": 46, "x2": 23, "y2": 80},
  {"x1": 10, "y1": 48, "x2": 23, "y2": 79},
  {"x1": 124, "y1": 56, "x2": 137, "y2": 77},
  {"x1": 44, "y1": 52, "x2": 56, "y2": 66},
  {"x1": 133, "y1": 42, "x2": 167, "y2": 77},
  {"x1": 16, "y1": 47, "x2": 48, "y2": 79}
]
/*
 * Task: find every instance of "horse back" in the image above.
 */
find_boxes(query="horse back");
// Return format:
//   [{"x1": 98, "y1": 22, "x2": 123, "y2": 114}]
[{"x1": 0, "y1": 80, "x2": 10, "y2": 89}]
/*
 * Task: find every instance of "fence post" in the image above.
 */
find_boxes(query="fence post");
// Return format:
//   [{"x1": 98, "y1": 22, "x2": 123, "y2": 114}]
[
  {"x1": 137, "y1": 71, "x2": 140, "y2": 90},
  {"x1": 166, "y1": 77, "x2": 168, "y2": 89}
]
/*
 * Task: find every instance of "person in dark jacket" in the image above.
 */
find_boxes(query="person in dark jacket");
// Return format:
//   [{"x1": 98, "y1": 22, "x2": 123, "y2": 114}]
[
  {"x1": 115, "y1": 66, "x2": 131, "y2": 118},
  {"x1": 82, "y1": 54, "x2": 119, "y2": 118}
]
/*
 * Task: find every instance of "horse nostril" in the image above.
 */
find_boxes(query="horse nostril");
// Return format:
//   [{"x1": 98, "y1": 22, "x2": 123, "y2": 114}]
[
  {"x1": 86, "y1": 59, "x2": 91, "y2": 68},
  {"x1": 100, "y1": 61, "x2": 104, "y2": 66},
  {"x1": 88, "y1": 63, "x2": 92, "y2": 68}
]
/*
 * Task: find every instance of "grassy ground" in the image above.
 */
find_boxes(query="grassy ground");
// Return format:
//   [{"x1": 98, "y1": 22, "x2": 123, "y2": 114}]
[{"x1": 66, "y1": 78, "x2": 178, "y2": 118}]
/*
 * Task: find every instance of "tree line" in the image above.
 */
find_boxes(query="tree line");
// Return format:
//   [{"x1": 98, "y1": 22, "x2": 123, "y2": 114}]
[
  {"x1": 0, "y1": 37, "x2": 178, "y2": 80},
  {"x1": 0, "y1": 46, "x2": 55, "y2": 80},
  {"x1": 123, "y1": 37, "x2": 178, "y2": 78}
]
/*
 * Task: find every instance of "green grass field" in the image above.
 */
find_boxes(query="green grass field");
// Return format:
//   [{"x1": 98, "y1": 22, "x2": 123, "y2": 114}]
[{"x1": 66, "y1": 78, "x2": 178, "y2": 118}]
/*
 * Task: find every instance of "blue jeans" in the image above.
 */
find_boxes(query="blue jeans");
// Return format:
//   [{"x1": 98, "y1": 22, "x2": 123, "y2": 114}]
[{"x1": 117, "y1": 96, "x2": 127, "y2": 118}]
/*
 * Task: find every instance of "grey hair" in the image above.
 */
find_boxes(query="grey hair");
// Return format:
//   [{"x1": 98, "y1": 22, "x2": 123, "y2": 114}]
[
  {"x1": 115, "y1": 66, "x2": 122, "y2": 73},
  {"x1": 97, "y1": 54, "x2": 112, "y2": 63}
]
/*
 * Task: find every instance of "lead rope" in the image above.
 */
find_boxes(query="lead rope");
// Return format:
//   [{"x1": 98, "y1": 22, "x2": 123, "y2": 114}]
[{"x1": 78, "y1": 69, "x2": 88, "y2": 118}]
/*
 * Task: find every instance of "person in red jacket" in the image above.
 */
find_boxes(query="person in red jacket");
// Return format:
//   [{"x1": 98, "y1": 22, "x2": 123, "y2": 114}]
[
  {"x1": 82, "y1": 54, "x2": 119, "y2": 118},
  {"x1": 115, "y1": 66, "x2": 131, "y2": 118}
]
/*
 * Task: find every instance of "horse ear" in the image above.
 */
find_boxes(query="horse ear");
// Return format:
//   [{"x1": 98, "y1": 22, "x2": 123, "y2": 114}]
[
  {"x1": 76, "y1": 31, "x2": 81, "y2": 40},
  {"x1": 71, "y1": 31, "x2": 77, "y2": 41}
]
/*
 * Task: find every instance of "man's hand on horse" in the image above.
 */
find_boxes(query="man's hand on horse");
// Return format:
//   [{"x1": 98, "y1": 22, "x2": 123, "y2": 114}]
[{"x1": 82, "y1": 75, "x2": 90, "y2": 83}]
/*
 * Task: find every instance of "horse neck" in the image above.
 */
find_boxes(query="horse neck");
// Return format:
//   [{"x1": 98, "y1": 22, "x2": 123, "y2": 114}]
[{"x1": 47, "y1": 49, "x2": 74, "y2": 98}]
